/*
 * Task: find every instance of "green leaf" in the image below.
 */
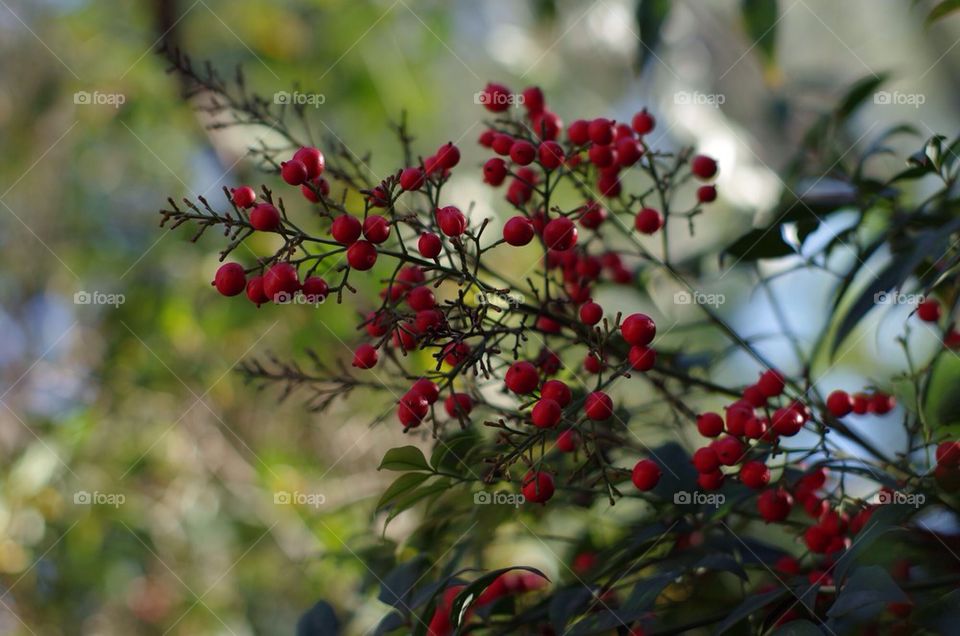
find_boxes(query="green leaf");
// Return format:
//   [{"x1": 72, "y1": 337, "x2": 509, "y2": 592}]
[
  {"x1": 377, "y1": 472, "x2": 432, "y2": 511},
  {"x1": 635, "y1": 0, "x2": 671, "y2": 71},
  {"x1": 379, "y1": 445, "x2": 431, "y2": 472},
  {"x1": 835, "y1": 73, "x2": 889, "y2": 120},
  {"x1": 923, "y1": 352, "x2": 960, "y2": 428},
  {"x1": 450, "y1": 567, "x2": 549, "y2": 635},
  {"x1": 741, "y1": 0, "x2": 779, "y2": 67},
  {"x1": 828, "y1": 565, "x2": 908, "y2": 618},
  {"x1": 430, "y1": 430, "x2": 479, "y2": 472},
  {"x1": 385, "y1": 479, "x2": 452, "y2": 526},
  {"x1": 724, "y1": 227, "x2": 795, "y2": 262},
  {"x1": 714, "y1": 588, "x2": 789, "y2": 634},
  {"x1": 927, "y1": 0, "x2": 960, "y2": 24}
]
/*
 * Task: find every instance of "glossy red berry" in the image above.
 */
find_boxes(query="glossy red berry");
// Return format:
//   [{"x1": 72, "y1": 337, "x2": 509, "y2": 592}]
[
  {"x1": 483, "y1": 158, "x2": 508, "y2": 186},
  {"x1": 543, "y1": 217, "x2": 578, "y2": 251},
  {"x1": 634, "y1": 207, "x2": 663, "y2": 234},
  {"x1": 826, "y1": 390, "x2": 853, "y2": 417},
  {"x1": 579, "y1": 202, "x2": 607, "y2": 229},
  {"x1": 588, "y1": 118, "x2": 614, "y2": 145},
  {"x1": 758, "y1": 369, "x2": 786, "y2": 398},
  {"x1": 491, "y1": 133, "x2": 514, "y2": 156},
  {"x1": 772, "y1": 407, "x2": 803, "y2": 436},
  {"x1": 352, "y1": 343, "x2": 379, "y2": 369},
  {"x1": 621, "y1": 314, "x2": 656, "y2": 346},
  {"x1": 363, "y1": 215, "x2": 391, "y2": 244},
  {"x1": 249, "y1": 203, "x2": 281, "y2": 231},
  {"x1": 583, "y1": 352, "x2": 603, "y2": 374},
  {"x1": 690, "y1": 155, "x2": 718, "y2": 180},
  {"x1": 804, "y1": 525, "x2": 831, "y2": 554},
  {"x1": 293, "y1": 147, "x2": 324, "y2": 179},
  {"x1": 541, "y1": 380, "x2": 571, "y2": 408},
  {"x1": 631, "y1": 109, "x2": 655, "y2": 135},
  {"x1": 538, "y1": 141, "x2": 564, "y2": 169},
  {"x1": 521, "y1": 86, "x2": 544, "y2": 113},
  {"x1": 482, "y1": 83, "x2": 512, "y2": 112},
  {"x1": 870, "y1": 392, "x2": 896, "y2": 415},
  {"x1": 411, "y1": 378, "x2": 440, "y2": 403},
  {"x1": 245, "y1": 276, "x2": 268, "y2": 306},
  {"x1": 584, "y1": 391, "x2": 613, "y2": 421},
  {"x1": 301, "y1": 276, "x2": 328, "y2": 302},
  {"x1": 509, "y1": 140, "x2": 536, "y2": 165},
  {"x1": 262, "y1": 262, "x2": 299, "y2": 301},
  {"x1": 280, "y1": 159, "x2": 308, "y2": 185},
  {"x1": 616, "y1": 138, "x2": 642, "y2": 166},
  {"x1": 556, "y1": 429, "x2": 580, "y2": 452},
  {"x1": 231, "y1": 186, "x2": 256, "y2": 208},
  {"x1": 936, "y1": 441, "x2": 960, "y2": 466},
  {"x1": 522, "y1": 471, "x2": 555, "y2": 503},
  {"x1": 505, "y1": 361, "x2": 539, "y2": 395},
  {"x1": 301, "y1": 176, "x2": 330, "y2": 202},
  {"x1": 347, "y1": 241, "x2": 378, "y2": 270},
  {"x1": 631, "y1": 459, "x2": 661, "y2": 491},
  {"x1": 445, "y1": 393, "x2": 473, "y2": 418},
  {"x1": 758, "y1": 489, "x2": 793, "y2": 523},
  {"x1": 692, "y1": 447, "x2": 720, "y2": 473},
  {"x1": 406, "y1": 286, "x2": 435, "y2": 311},
  {"x1": 697, "y1": 185, "x2": 717, "y2": 203},
  {"x1": 628, "y1": 345, "x2": 656, "y2": 371},
  {"x1": 213, "y1": 262, "x2": 246, "y2": 297},
  {"x1": 579, "y1": 301, "x2": 603, "y2": 325},
  {"x1": 331, "y1": 214, "x2": 362, "y2": 245},
  {"x1": 739, "y1": 461, "x2": 770, "y2": 489},
  {"x1": 435, "y1": 142, "x2": 461, "y2": 170},
  {"x1": 917, "y1": 298, "x2": 941, "y2": 322},
  {"x1": 418, "y1": 232, "x2": 442, "y2": 258},
  {"x1": 436, "y1": 206, "x2": 467, "y2": 237},
  {"x1": 532, "y1": 398, "x2": 562, "y2": 428},
  {"x1": 588, "y1": 144, "x2": 615, "y2": 168},
  {"x1": 698, "y1": 470, "x2": 724, "y2": 491},
  {"x1": 567, "y1": 120, "x2": 590, "y2": 145},
  {"x1": 399, "y1": 167, "x2": 425, "y2": 191},
  {"x1": 697, "y1": 412, "x2": 724, "y2": 438},
  {"x1": 502, "y1": 216, "x2": 535, "y2": 247},
  {"x1": 397, "y1": 392, "x2": 429, "y2": 428},
  {"x1": 713, "y1": 436, "x2": 744, "y2": 466}
]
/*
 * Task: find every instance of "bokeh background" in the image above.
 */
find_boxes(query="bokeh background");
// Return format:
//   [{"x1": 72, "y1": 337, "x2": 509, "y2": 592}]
[{"x1": 1, "y1": 0, "x2": 959, "y2": 634}]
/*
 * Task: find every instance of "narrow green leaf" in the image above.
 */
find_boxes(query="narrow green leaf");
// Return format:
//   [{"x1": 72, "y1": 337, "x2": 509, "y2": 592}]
[
  {"x1": 927, "y1": 0, "x2": 960, "y2": 24},
  {"x1": 635, "y1": 0, "x2": 671, "y2": 70},
  {"x1": 836, "y1": 73, "x2": 890, "y2": 120},
  {"x1": 742, "y1": 0, "x2": 779, "y2": 66},
  {"x1": 379, "y1": 445, "x2": 431, "y2": 472},
  {"x1": 377, "y1": 472, "x2": 432, "y2": 510}
]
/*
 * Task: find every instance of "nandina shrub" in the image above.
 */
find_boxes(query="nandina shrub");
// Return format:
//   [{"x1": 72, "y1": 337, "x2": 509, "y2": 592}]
[{"x1": 159, "y1": 50, "x2": 960, "y2": 635}]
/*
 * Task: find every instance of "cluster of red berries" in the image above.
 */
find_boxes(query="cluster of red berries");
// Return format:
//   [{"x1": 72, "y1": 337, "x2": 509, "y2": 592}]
[
  {"x1": 824, "y1": 389, "x2": 896, "y2": 418},
  {"x1": 427, "y1": 571, "x2": 546, "y2": 636}
]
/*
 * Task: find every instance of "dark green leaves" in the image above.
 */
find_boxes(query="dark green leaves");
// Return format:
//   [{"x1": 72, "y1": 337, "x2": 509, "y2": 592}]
[
  {"x1": 379, "y1": 446, "x2": 431, "y2": 472},
  {"x1": 926, "y1": 0, "x2": 960, "y2": 25},
  {"x1": 296, "y1": 600, "x2": 340, "y2": 636},
  {"x1": 724, "y1": 227, "x2": 795, "y2": 262},
  {"x1": 741, "y1": 0, "x2": 779, "y2": 68},
  {"x1": 828, "y1": 566, "x2": 908, "y2": 619},
  {"x1": 836, "y1": 73, "x2": 889, "y2": 121},
  {"x1": 635, "y1": 0, "x2": 671, "y2": 71}
]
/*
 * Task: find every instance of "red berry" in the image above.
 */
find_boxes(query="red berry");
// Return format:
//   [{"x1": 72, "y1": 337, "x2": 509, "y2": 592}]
[
  {"x1": 870, "y1": 392, "x2": 895, "y2": 415},
  {"x1": 445, "y1": 393, "x2": 473, "y2": 418},
  {"x1": 483, "y1": 158, "x2": 508, "y2": 186},
  {"x1": 531, "y1": 111, "x2": 562, "y2": 140},
  {"x1": 628, "y1": 345, "x2": 656, "y2": 371},
  {"x1": 406, "y1": 286, "x2": 435, "y2": 311},
  {"x1": 532, "y1": 398, "x2": 562, "y2": 428},
  {"x1": 739, "y1": 461, "x2": 770, "y2": 489},
  {"x1": 249, "y1": 203, "x2": 281, "y2": 231},
  {"x1": 692, "y1": 447, "x2": 720, "y2": 473},
  {"x1": 301, "y1": 176, "x2": 330, "y2": 202},
  {"x1": 690, "y1": 154, "x2": 718, "y2": 180},
  {"x1": 851, "y1": 392, "x2": 870, "y2": 414},
  {"x1": 435, "y1": 142, "x2": 461, "y2": 170},
  {"x1": 772, "y1": 407, "x2": 803, "y2": 436},
  {"x1": 213, "y1": 262, "x2": 246, "y2": 296},
  {"x1": 365, "y1": 311, "x2": 390, "y2": 337},
  {"x1": 301, "y1": 276, "x2": 329, "y2": 302},
  {"x1": 567, "y1": 119, "x2": 590, "y2": 145},
  {"x1": 541, "y1": 380, "x2": 571, "y2": 407},
  {"x1": 758, "y1": 369, "x2": 786, "y2": 397},
  {"x1": 245, "y1": 276, "x2": 268, "y2": 306},
  {"x1": 231, "y1": 186, "x2": 256, "y2": 208},
  {"x1": 826, "y1": 390, "x2": 853, "y2": 417},
  {"x1": 397, "y1": 392, "x2": 429, "y2": 428},
  {"x1": 280, "y1": 159, "x2": 308, "y2": 185},
  {"x1": 399, "y1": 167, "x2": 425, "y2": 191},
  {"x1": 579, "y1": 201, "x2": 607, "y2": 229},
  {"x1": 742, "y1": 385, "x2": 766, "y2": 407},
  {"x1": 621, "y1": 314, "x2": 656, "y2": 346},
  {"x1": 293, "y1": 147, "x2": 325, "y2": 179},
  {"x1": 726, "y1": 403, "x2": 753, "y2": 436},
  {"x1": 352, "y1": 343, "x2": 379, "y2": 369},
  {"x1": 758, "y1": 489, "x2": 793, "y2": 523},
  {"x1": 584, "y1": 391, "x2": 613, "y2": 421},
  {"x1": 917, "y1": 298, "x2": 941, "y2": 322},
  {"x1": 418, "y1": 232, "x2": 442, "y2": 258},
  {"x1": 804, "y1": 525, "x2": 831, "y2": 554},
  {"x1": 697, "y1": 185, "x2": 717, "y2": 203},
  {"x1": 521, "y1": 86, "x2": 545, "y2": 113},
  {"x1": 698, "y1": 470, "x2": 724, "y2": 490},
  {"x1": 583, "y1": 352, "x2": 603, "y2": 374},
  {"x1": 588, "y1": 144, "x2": 615, "y2": 168},
  {"x1": 579, "y1": 301, "x2": 603, "y2": 325},
  {"x1": 744, "y1": 417, "x2": 768, "y2": 439},
  {"x1": 697, "y1": 412, "x2": 724, "y2": 438},
  {"x1": 631, "y1": 459, "x2": 661, "y2": 491},
  {"x1": 556, "y1": 429, "x2": 580, "y2": 452},
  {"x1": 522, "y1": 470, "x2": 555, "y2": 503},
  {"x1": 443, "y1": 342, "x2": 471, "y2": 365},
  {"x1": 492, "y1": 133, "x2": 514, "y2": 156},
  {"x1": 481, "y1": 83, "x2": 512, "y2": 112},
  {"x1": 538, "y1": 141, "x2": 564, "y2": 169},
  {"x1": 505, "y1": 361, "x2": 539, "y2": 394},
  {"x1": 634, "y1": 207, "x2": 663, "y2": 234},
  {"x1": 436, "y1": 206, "x2": 467, "y2": 237},
  {"x1": 542, "y1": 217, "x2": 578, "y2": 251},
  {"x1": 331, "y1": 214, "x2": 362, "y2": 245},
  {"x1": 363, "y1": 215, "x2": 391, "y2": 244},
  {"x1": 411, "y1": 378, "x2": 440, "y2": 403},
  {"x1": 713, "y1": 436, "x2": 745, "y2": 466},
  {"x1": 503, "y1": 216, "x2": 535, "y2": 246},
  {"x1": 616, "y1": 138, "x2": 642, "y2": 166},
  {"x1": 936, "y1": 441, "x2": 960, "y2": 466},
  {"x1": 347, "y1": 241, "x2": 378, "y2": 271},
  {"x1": 588, "y1": 118, "x2": 614, "y2": 145},
  {"x1": 631, "y1": 109, "x2": 655, "y2": 135},
  {"x1": 509, "y1": 140, "x2": 536, "y2": 165},
  {"x1": 262, "y1": 262, "x2": 300, "y2": 301}
]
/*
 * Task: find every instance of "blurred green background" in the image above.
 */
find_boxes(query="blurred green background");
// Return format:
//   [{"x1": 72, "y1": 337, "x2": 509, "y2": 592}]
[{"x1": 1, "y1": 0, "x2": 959, "y2": 634}]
